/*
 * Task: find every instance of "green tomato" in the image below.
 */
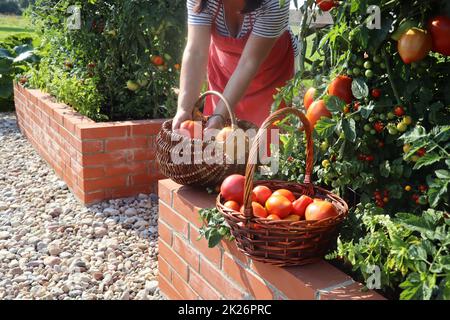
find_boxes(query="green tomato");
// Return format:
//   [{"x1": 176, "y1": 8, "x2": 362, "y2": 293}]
[
  {"x1": 322, "y1": 159, "x2": 330, "y2": 168},
  {"x1": 347, "y1": 69, "x2": 353, "y2": 76},
  {"x1": 364, "y1": 124, "x2": 372, "y2": 132},
  {"x1": 418, "y1": 195, "x2": 428, "y2": 205},
  {"x1": 387, "y1": 112, "x2": 395, "y2": 120},
  {"x1": 352, "y1": 67, "x2": 361, "y2": 76},
  {"x1": 388, "y1": 126, "x2": 398, "y2": 135},
  {"x1": 368, "y1": 117, "x2": 376, "y2": 123},
  {"x1": 356, "y1": 58, "x2": 364, "y2": 66},
  {"x1": 370, "y1": 129, "x2": 376, "y2": 135},
  {"x1": 373, "y1": 55, "x2": 382, "y2": 63},
  {"x1": 379, "y1": 114, "x2": 386, "y2": 120},
  {"x1": 365, "y1": 69, "x2": 374, "y2": 78},
  {"x1": 126, "y1": 80, "x2": 140, "y2": 91},
  {"x1": 354, "y1": 114, "x2": 362, "y2": 121},
  {"x1": 380, "y1": 62, "x2": 386, "y2": 69},
  {"x1": 320, "y1": 141, "x2": 329, "y2": 151},
  {"x1": 364, "y1": 61, "x2": 373, "y2": 69},
  {"x1": 397, "y1": 122, "x2": 408, "y2": 132}
]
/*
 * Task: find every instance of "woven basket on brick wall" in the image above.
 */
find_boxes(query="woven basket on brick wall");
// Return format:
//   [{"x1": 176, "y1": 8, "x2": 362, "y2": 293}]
[
  {"x1": 217, "y1": 107, "x2": 349, "y2": 267},
  {"x1": 157, "y1": 91, "x2": 258, "y2": 188}
]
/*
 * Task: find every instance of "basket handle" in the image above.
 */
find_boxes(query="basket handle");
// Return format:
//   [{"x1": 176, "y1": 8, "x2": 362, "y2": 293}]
[
  {"x1": 242, "y1": 107, "x2": 314, "y2": 218},
  {"x1": 193, "y1": 91, "x2": 238, "y2": 129}
]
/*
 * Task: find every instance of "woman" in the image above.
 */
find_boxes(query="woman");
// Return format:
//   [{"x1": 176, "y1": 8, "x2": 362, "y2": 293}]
[{"x1": 172, "y1": 0, "x2": 298, "y2": 131}]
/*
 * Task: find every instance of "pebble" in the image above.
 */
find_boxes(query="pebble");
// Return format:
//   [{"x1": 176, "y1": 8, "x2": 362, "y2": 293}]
[{"x1": 0, "y1": 113, "x2": 161, "y2": 300}]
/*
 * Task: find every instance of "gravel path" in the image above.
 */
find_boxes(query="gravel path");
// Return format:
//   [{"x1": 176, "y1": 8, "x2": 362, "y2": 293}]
[{"x1": 0, "y1": 112, "x2": 161, "y2": 300}]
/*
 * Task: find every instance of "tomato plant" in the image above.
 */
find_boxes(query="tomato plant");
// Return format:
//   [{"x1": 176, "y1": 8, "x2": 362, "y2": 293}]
[
  {"x1": 274, "y1": 0, "x2": 450, "y2": 300},
  {"x1": 27, "y1": 0, "x2": 185, "y2": 121}
]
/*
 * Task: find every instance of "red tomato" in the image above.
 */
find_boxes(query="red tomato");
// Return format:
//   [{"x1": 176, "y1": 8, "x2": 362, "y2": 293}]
[
  {"x1": 265, "y1": 195, "x2": 293, "y2": 219},
  {"x1": 266, "y1": 214, "x2": 281, "y2": 221},
  {"x1": 252, "y1": 202, "x2": 268, "y2": 218},
  {"x1": 328, "y1": 75, "x2": 354, "y2": 104},
  {"x1": 306, "y1": 100, "x2": 332, "y2": 128},
  {"x1": 428, "y1": 16, "x2": 450, "y2": 56},
  {"x1": 371, "y1": 88, "x2": 381, "y2": 99},
  {"x1": 316, "y1": 0, "x2": 335, "y2": 11},
  {"x1": 220, "y1": 174, "x2": 245, "y2": 203},
  {"x1": 152, "y1": 55, "x2": 164, "y2": 66},
  {"x1": 224, "y1": 201, "x2": 240, "y2": 212},
  {"x1": 394, "y1": 106, "x2": 406, "y2": 117},
  {"x1": 178, "y1": 120, "x2": 203, "y2": 139},
  {"x1": 374, "y1": 122, "x2": 384, "y2": 133},
  {"x1": 272, "y1": 189, "x2": 296, "y2": 203},
  {"x1": 303, "y1": 87, "x2": 317, "y2": 110},
  {"x1": 292, "y1": 195, "x2": 313, "y2": 219},
  {"x1": 398, "y1": 28, "x2": 432, "y2": 64},
  {"x1": 283, "y1": 215, "x2": 301, "y2": 222},
  {"x1": 305, "y1": 200, "x2": 339, "y2": 221},
  {"x1": 252, "y1": 186, "x2": 272, "y2": 206}
]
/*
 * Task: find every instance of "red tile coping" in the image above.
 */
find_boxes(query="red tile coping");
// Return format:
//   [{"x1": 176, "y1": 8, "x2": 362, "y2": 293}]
[
  {"x1": 13, "y1": 83, "x2": 166, "y2": 204},
  {"x1": 157, "y1": 179, "x2": 386, "y2": 300}
]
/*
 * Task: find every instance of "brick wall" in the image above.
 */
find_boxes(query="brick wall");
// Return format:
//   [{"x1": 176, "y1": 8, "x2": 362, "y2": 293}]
[
  {"x1": 158, "y1": 179, "x2": 385, "y2": 300},
  {"x1": 14, "y1": 83, "x2": 165, "y2": 204}
]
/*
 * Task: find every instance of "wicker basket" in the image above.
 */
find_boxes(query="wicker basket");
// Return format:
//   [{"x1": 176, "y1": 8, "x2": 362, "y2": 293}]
[
  {"x1": 156, "y1": 91, "x2": 258, "y2": 188},
  {"x1": 217, "y1": 107, "x2": 349, "y2": 267}
]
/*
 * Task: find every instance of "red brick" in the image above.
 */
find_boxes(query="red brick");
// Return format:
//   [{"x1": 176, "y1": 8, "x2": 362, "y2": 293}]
[
  {"x1": 158, "y1": 220, "x2": 173, "y2": 246},
  {"x1": 130, "y1": 121, "x2": 163, "y2": 136},
  {"x1": 78, "y1": 166, "x2": 105, "y2": 179},
  {"x1": 159, "y1": 202, "x2": 189, "y2": 239},
  {"x1": 82, "y1": 190, "x2": 106, "y2": 205},
  {"x1": 173, "y1": 234, "x2": 200, "y2": 272},
  {"x1": 190, "y1": 225, "x2": 222, "y2": 268},
  {"x1": 78, "y1": 124, "x2": 129, "y2": 140},
  {"x1": 81, "y1": 151, "x2": 128, "y2": 166},
  {"x1": 159, "y1": 240, "x2": 189, "y2": 281},
  {"x1": 317, "y1": 281, "x2": 385, "y2": 300},
  {"x1": 83, "y1": 175, "x2": 128, "y2": 192},
  {"x1": 251, "y1": 260, "x2": 352, "y2": 300},
  {"x1": 104, "y1": 162, "x2": 147, "y2": 177},
  {"x1": 189, "y1": 269, "x2": 222, "y2": 300},
  {"x1": 158, "y1": 255, "x2": 172, "y2": 281},
  {"x1": 221, "y1": 239, "x2": 250, "y2": 266},
  {"x1": 172, "y1": 269, "x2": 199, "y2": 300},
  {"x1": 158, "y1": 274, "x2": 182, "y2": 300},
  {"x1": 132, "y1": 149, "x2": 156, "y2": 161},
  {"x1": 105, "y1": 185, "x2": 153, "y2": 199},
  {"x1": 81, "y1": 140, "x2": 104, "y2": 153},
  {"x1": 105, "y1": 137, "x2": 148, "y2": 151},
  {"x1": 199, "y1": 258, "x2": 247, "y2": 300},
  {"x1": 173, "y1": 187, "x2": 217, "y2": 221},
  {"x1": 158, "y1": 179, "x2": 181, "y2": 205},
  {"x1": 223, "y1": 253, "x2": 274, "y2": 300},
  {"x1": 130, "y1": 172, "x2": 155, "y2": 186}
]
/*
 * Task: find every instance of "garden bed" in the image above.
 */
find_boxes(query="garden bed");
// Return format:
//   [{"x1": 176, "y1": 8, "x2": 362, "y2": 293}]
[
  {"x1": 157, "y1": 179, "x2": 385, "y2": 300},
  {"x1": 14, "y1": 83, "x2": 166, "y2": 204}
]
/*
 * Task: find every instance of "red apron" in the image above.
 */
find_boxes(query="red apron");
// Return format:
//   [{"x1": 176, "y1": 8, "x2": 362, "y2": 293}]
[{"x1": 204, "y1": 0, "x2": 295, "y2": 127}]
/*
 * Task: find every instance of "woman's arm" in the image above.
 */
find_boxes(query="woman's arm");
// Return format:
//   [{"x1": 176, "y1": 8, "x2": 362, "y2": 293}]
[
  {"x1": 172, "y1": 24, "x2": 211, "y2": 130},
  {"x1": 205, "y1": 34, "x2": 278, "y2": 129}
]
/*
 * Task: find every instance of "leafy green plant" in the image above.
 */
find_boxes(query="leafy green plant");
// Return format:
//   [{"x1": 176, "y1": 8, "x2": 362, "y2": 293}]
[
  {"x1": 198, "y1": 208, "x2": 234, "y2": 248},
  {"x1": 274, "y1": 0, "x2": 450, "y2": 299},
  {"x1": 28, "y1": 0, "x2": 186, "y2": 121}
]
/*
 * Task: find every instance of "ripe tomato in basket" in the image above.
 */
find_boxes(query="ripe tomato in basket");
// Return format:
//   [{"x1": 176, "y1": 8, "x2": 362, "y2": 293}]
[
  {"x1": 177, "y1": 120, "x2": 203, "y2": 139},
  {"x1": 265, "y1": 195, "x2": 293, "y2": 219},
  {"x1": 305, "y1": 199, "x2": 338, "y2": 221},
  {"x1": 272, "y1": 189, "x2": 296, "y2": 203},
  {"x1": 292, "y1": 195, "x2": 313, "y2": 218},
  {"x1": 252, "y1": 202, "x2": 268, "y2": 218},
  {"x1": 252, "y1": 186, "x2": 272, "y2": 205},
  {"x1": 224, "y1": 200, "x2": 240, "y2": 212},
  {"x1": 220, "y1": 174, "x2": 245, "y2": 204}
]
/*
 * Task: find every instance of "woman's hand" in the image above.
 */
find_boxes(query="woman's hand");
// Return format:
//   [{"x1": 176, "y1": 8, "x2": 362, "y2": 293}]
[{"x1": 172, "y1": 109, "x2": 192, "y2": 130}]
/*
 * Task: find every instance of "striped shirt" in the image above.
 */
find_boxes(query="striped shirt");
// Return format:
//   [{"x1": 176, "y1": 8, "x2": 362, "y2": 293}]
[{"x1": 187, "y1": 0, "x2": 299, "y2": 56}]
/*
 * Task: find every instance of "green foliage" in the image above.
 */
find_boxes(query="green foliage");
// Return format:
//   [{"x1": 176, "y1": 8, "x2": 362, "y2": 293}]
[
  {"x1": 278, "y1": 0, "x2": 450, "y2": 299},
  {"x1": 198, "y1": 208, "x2": 234, "y2": 248},
  {"x1": 28, "y1": 0, "x2": 186, "y2": 121},
  {"x1": 0, "y1": 34, "x2": 38, "y2": 110}
]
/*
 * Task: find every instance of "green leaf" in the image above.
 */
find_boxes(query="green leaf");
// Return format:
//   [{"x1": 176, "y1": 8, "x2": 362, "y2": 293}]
[
  {"x1": 0, "y1": 48, "x2": 13, "y2": 60},
  {"x1": 399, "y1": 126, "x2": 427, "y2": 143},
  {"x1": 399, "y1": 273, "x2": 434, "y2": 300},
  {"x1": 324, "y1": 95, "x2": 345, "y2": 114},
  {"x1": 360, "y1": 101, "x2": 375, "y2": 119},
  {"x1": 351, "y1": 77, "x2": 369, "y2": 99},
  {"x1": 436, "y1": 170, "x2": 450, "y2": 180},
  {"x1": 13, "y1": 44, "x2": 33, "y2": 55},
  {"x1": 13, "y1": 51, "x2": 35, "y2": 64},
  {"x1": 428, "y1": 183, "x2": 448, "y2": 208},
  {"x1": 408, "y1": 244, "x2": 427, "y2": 261},
  {"x1": 207, "y1": 230, "x2": 222, "y2": 248},
  {"x1": 380, "y1": 161, "x2": 391, "y2": 178},
  {"x1": 315, "y1": 118, "x2": 338, "y2": 139},
  {"x1": 342, "y1": 118, "x2": 356, "y2": 142},
  {"x1": 413, "y1": 153, "x2": 442, "y2": 170}
]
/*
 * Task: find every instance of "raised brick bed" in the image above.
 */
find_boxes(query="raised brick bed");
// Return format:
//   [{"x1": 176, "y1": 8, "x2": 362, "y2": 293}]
[
  {"x1": 158, "y1": 179, "x2": 386, "y2": 300},
  {"x1": 13, "y1": 83, "x2": 165, "y2": 204}
]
